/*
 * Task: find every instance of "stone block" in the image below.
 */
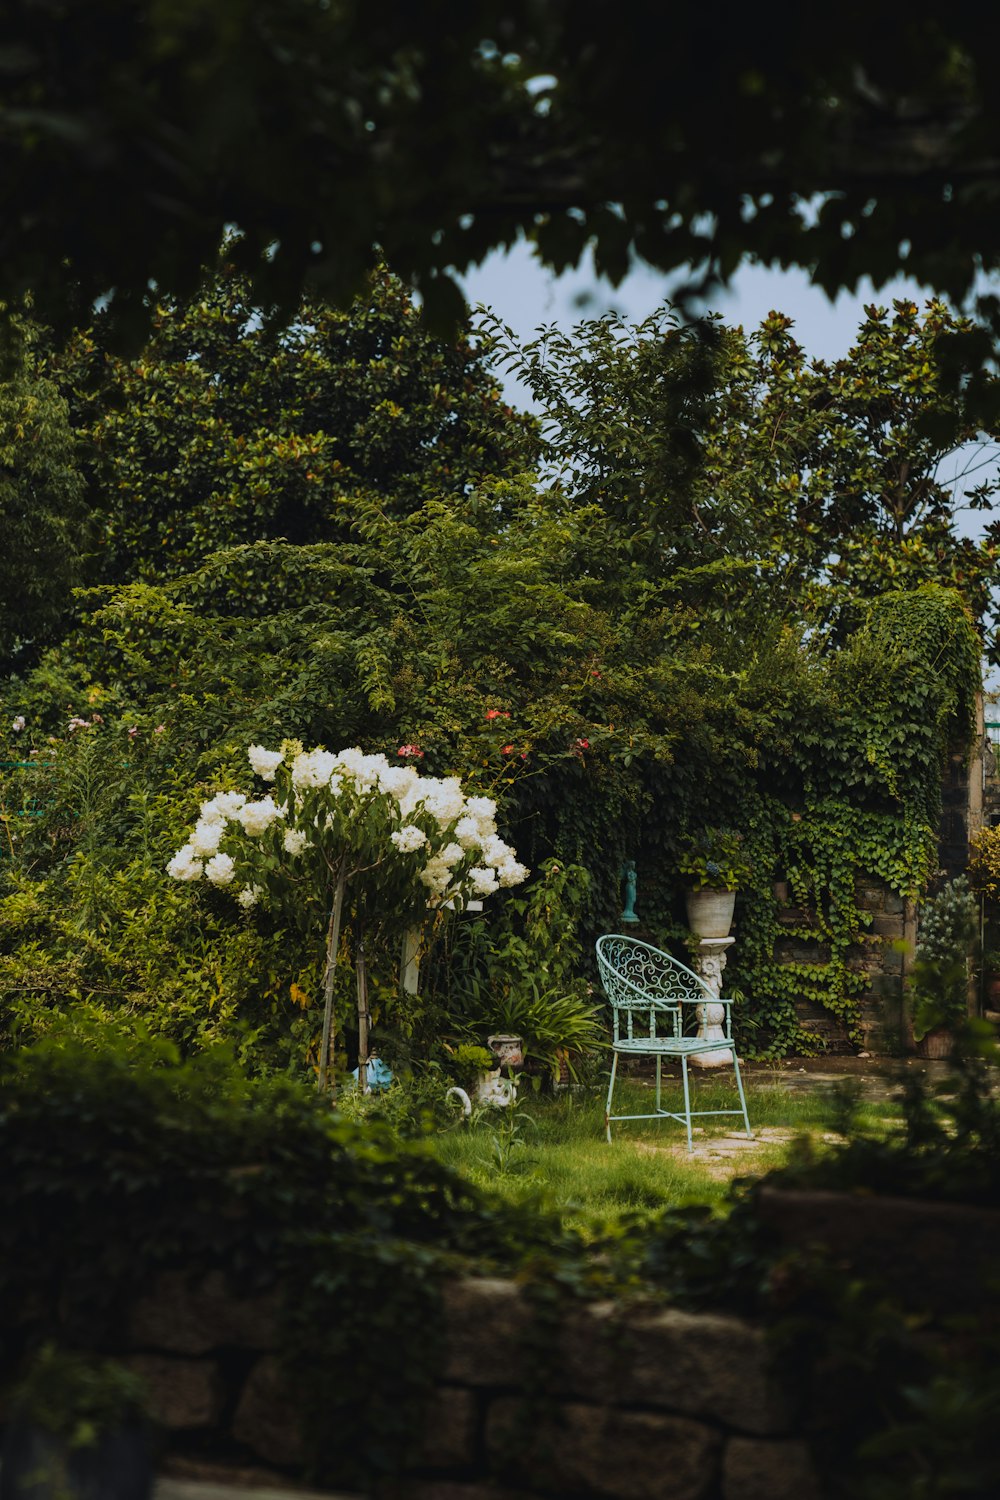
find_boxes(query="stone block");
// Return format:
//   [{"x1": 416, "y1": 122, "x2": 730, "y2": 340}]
[
  {"x1": 884, "y1": 892, "x2": 904, "y2": 916},
  {"x1": 555, "y1": 1303, "x2": 793, "y2": 1435},
  {"x1": 441, "y1": 1280, "x2": 531, "y2": 1387},
  {"x1": 722, "y1": 1437, "x2": 820, "y2": 1500},
  {"x1": 871, "y1": 915, "x2": 905, "y2": 939},
  {"x1": 129, "y1": 1270, "x2": 280, "y2": 1354},
  {"x1": 855, "y1": 887, "x2": 884, "y2": 913},
  {"x1": 121, "y1": 1355, "x2": 224, "y2": 1430},
  {"x1": 232, "y1": 1355, "x2": 303, "y2": 1467},
  {"x1": 772, "y1": 881, "x2": 789, "y2": 905},
  {"x1": 485, "y1": 1397, "x2": 720, "y2": 1500},
  {"x1": 411, "y1": 1386, "x2": 479, "y2": 1470}
]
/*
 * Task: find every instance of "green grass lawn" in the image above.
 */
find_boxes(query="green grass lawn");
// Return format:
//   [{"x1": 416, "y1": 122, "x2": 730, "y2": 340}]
[{"x1": 428, "y1": 1069, "x2": 901, "y2": 1232}]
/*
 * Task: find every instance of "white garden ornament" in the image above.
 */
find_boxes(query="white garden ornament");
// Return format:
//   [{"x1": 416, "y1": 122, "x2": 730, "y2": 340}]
[{"x1": 167, "y1": 742, "x2": 529, "y2": 1091}]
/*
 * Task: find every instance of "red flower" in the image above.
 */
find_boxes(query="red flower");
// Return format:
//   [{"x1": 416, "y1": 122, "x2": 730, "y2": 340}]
[
  {"x1": 485, "y1": 708, "x2": 510, "y2": 721},
  {"x1": 576, "y1": 738, "x2": 589, "y2": 749},
  {"x1": 397, "y1": 744, "x2": 424, "y2": 758},
  {"x1": 501, "y1": 744, "x2": 514, "y2": 755}
]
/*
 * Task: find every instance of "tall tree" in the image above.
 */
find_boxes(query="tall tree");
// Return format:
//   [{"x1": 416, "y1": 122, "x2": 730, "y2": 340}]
[
  {"x1": 493, "y1": 299, "x2": 1000, "y2": 641},
  {"x1": 47, "y1": 263, "x2": 536, "y2": 585}
]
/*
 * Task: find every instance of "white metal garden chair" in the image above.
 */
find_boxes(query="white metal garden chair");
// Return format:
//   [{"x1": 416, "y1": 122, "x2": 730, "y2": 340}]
[{"x1": 595, "y1": 933, "x2": 753, "y2": 1151}]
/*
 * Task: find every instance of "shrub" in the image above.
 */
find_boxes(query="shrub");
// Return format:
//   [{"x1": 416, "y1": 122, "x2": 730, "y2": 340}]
[{"x1": 907, "y1": 877, "x2": 978, "y2": 1042}]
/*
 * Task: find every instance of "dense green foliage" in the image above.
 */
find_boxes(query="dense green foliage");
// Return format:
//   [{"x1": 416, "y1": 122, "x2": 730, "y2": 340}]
[
  {"x1": 0, "y1": 283, "x2": 989, "y2": 1065},
  {"x1": 46, "y1": 261, "x2": 535, "y2": 587}
]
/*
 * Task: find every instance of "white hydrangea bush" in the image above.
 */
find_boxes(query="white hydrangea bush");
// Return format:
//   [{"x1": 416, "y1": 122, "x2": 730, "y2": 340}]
[{"x1": 167, "y1": 742, "x2": 529, "y2": 916}]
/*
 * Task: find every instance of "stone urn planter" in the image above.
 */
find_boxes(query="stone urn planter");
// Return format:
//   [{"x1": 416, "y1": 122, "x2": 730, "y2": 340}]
[
  {"x1": 686, "y1": 888, "x2": 736, "y2": 939},
  {"x1": 487, "y1": 1033, "x2": 524, "y2": 1069}
]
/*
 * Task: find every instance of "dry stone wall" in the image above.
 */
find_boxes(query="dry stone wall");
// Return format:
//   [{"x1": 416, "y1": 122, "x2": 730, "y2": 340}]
[{"x1": 117, "y1": 1272, "x2": 821, "y2": 1500}]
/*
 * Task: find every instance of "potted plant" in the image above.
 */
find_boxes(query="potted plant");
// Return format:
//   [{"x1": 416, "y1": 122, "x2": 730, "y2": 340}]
[
  {"x1": 677, "y1": 827, "x2": 752, "y2": 938},
  {"x1": 907, "y1": 877, "x2": 978, "y2": 1058},
  {"x1": 448, "y1": 1042, "x2": 498, "y2": 1094},
  {"x1": 1, "y1": 1345, "x2": 153, "y2": 1500}
]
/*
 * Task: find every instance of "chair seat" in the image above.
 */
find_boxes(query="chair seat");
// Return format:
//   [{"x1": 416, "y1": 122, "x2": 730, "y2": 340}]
[{"x1": 612, "y1": 1035, "x2": 734, "y2": 1055}]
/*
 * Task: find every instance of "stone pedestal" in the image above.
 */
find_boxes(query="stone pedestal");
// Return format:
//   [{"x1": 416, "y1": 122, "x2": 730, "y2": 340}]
[{"x1": 690, "y1": 937, "x2": 735, "y2": 1068}]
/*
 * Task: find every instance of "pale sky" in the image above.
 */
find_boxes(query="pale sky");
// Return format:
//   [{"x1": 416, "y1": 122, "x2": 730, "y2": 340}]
[{"x1": 460, "y1": 240, "x2": 928, "y2": 375}]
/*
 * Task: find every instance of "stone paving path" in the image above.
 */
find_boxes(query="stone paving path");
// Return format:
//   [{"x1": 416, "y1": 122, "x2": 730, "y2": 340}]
[{"x1": 632, "y1": 1125, "x2": 841, "y2": 1178}]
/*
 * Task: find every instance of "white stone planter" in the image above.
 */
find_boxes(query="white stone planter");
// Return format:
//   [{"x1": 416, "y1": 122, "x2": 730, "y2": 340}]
[{"x1": 686, "y1": 887, "x2": 736, "y2": 939}]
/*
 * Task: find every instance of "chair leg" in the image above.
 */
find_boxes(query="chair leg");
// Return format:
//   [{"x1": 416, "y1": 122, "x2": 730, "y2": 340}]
[
  {"x1": 655, "y1": 1054, "x2": 662, "y2": 1113},
  {"x1": 605, "y1": 1051, "x2": 619, "y2": 1144},
  {"x1": 681, "y1": 1054, "x2": 694, "y2": 1153},
  {"x1": 731, "y1": 1050, "x2": 753, "y2": 1140}
]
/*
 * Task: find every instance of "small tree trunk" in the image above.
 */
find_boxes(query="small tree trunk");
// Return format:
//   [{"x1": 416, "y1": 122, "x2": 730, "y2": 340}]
[
  {"x1": 317, "y1": 858, "x2": 347, "y2": 1097},
  {"x1": 356, "y1": 919, "x2": 370, "y2": 1095}
]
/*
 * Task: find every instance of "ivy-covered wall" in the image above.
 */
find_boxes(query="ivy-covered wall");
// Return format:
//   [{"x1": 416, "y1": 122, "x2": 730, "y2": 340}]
[{"x1": 765, "y1": 715, "x2": 983, "y2": 1054}]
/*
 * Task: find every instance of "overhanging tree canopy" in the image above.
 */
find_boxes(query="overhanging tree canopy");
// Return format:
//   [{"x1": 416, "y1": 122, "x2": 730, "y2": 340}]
[{"x1": 5, "y1": 4, "x2": 1000, "y2": 344}]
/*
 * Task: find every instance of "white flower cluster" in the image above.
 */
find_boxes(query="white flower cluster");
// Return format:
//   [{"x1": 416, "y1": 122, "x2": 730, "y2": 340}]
[
  {"x1": 166, "y1": 786, "x2": 279, "y2": 884},
  {"x1": 167, "y1": 743, "x2": 530, "y2": 906},
  {"x1": 248, "y1": 744, "x2": 283, "y2": 780},
  {"x1": 236, "y1": 796, "x2": 282, "y2": 836},
  {"x1": 389, "y1": 825, "x2": 428, "y2": 854}
]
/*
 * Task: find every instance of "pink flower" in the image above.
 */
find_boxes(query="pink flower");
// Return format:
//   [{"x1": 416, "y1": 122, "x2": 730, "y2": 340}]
[
  {"x1": 154, "y1": 725, "x2": 165, "y2": 735},
  {"x1": 397, "y1": 744, "x2": 424, "y2": 758},
  {"x1": 127, "y1": 726, "x2": 139, "y2": 739}
]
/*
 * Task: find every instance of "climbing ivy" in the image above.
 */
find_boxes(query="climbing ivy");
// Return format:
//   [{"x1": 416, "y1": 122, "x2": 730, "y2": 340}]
[{"x1": 725, "y1": 585, "x2": 981, "y2": 1053}]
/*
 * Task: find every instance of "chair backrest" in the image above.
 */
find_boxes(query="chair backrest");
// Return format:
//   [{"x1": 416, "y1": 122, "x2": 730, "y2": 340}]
[{"x1": 595, "y1": 934, "x2": 710, "y2": 1045}]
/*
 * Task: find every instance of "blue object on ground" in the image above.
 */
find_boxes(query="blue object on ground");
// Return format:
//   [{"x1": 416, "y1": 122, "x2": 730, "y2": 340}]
[{"x1": 351, "y1": 1056, "x2": 394, "y2": 1092}]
